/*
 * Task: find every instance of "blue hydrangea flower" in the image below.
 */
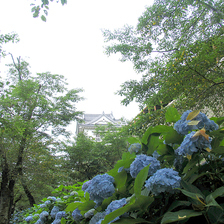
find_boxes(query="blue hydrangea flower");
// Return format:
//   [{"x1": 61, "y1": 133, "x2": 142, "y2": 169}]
[
  {"x1": 84, "y1": 209, "x2": 95, "y2": 219},
  {"x1": 176, "y1": 131, "x2": 212, "y2": 156},
  {"x1": 174, "y1": 110, "x2": 219, "y2": 135},
  {"x1": 44, "y1": 200, "x2": 51, "y2": 205},
  {"x1": 35, "y1": 219, "x2": 44, "y2": 224},
  {"x1": 130, "y1": 154, "x2": 160, "y2": 178},
  {"x1": 39, "y1": 204, "x2": 46, "y2": 208},
  {"x1": 145, "y1": 168, "x2": 181, "y2": 196},
  {"x1": 47, "y1": 196, "x2": 57, "y2": 201},
  {"x1": 72, "y1": 208, "x2": 83, "y2": 222},
  {"x1": 85, "y1": 174, "x2": 115, "y2": 205},
  {"x1": 25, "y1": 215, "x2": 33, "y2": 222},
  {"x1": 152, "y1": 150, "x2": 160, "y2": 159},
  {"x1": 50, "y1": 206, "x2": 60, "y2": 219},
  {"x1": 39, "y1": 211, "x2": 49, "y2": 220},
  {"x1": 82, "y1": 180, "x2": 92, "y2": 191},
  {"x1": 52, "y1": 219, "x2": 61, "y2": 224},
  {"x1": 118, "y1": 166, "x2": 130, "y2": 173},
  {"x1": 55, "y1": 211, "x2": 66, "y2": 220},
  {"x1": 89, "y1": 212, "x2": 106, "y2": 224},
  {"x1": 104, "y1": 198, "x2": 127, "y2": 223},
  {"x1": 128, "y1": 143, "x2": 142, "y2": 154}
]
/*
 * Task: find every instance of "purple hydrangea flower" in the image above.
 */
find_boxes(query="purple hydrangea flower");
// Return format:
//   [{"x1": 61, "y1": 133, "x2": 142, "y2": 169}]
[
  {"x1": 128, "y1": 143, "x2": 142, "y2": 154},
  {"x1": 118, "y1": 166, "x2": 130, "y2": 173},
  {"x1": 130, "y1": 154, "x2": 160, "y2": 178},
  {"x1": 25, "y1": 215, "x2": 33, "y2": 222},
  {"x1": 44, "y1": 200, "x2": 51, "y2": 205},
  {"x1": 85, "y1": 174, "x2": 115, "y2": 205},
  {"x1": 35, "y1": 219, "x2": 44, "y2": 224},
  {"x1": 72, "y1": 208, "x2": 83, "y2": 222},
  {"x1": 145, "y1": 168, "x2": 181, "y2": 196},
  {"x1": 174, "y1": 110, "x2": 219, "y2": 135},
  {"x1": 50, "y1": 206, "x2": 60, "y2": 219},
  {"x1": 176, "y1": 131, "x2": 212, "y2": 156}
]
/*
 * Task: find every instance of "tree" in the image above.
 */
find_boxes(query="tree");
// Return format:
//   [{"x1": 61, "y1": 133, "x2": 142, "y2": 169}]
[
  {"x1": 0, "y1": 56, "x2": 83, "y2": 224},
  {"x1": 0, "y1": 33, "x2": 19, "y2": 57},
  {"x1": 103, "y1": 0, "x2": 224, "y2": 118},
  {"x1": 66, "y1": 124, "x2": 128, "y2": 182}
]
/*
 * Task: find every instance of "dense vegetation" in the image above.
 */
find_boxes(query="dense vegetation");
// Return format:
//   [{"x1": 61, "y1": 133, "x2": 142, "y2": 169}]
[{"x1": 1, "y1": 0, "x2": 224, "y2": 223}]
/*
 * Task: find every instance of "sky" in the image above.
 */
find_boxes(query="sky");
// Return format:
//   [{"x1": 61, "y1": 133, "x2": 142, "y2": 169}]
[{"x1": 0, "y1": 0, "x2": 153, "y2": 136}]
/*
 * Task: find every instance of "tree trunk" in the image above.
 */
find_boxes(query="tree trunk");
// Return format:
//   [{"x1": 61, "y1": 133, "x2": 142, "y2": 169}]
[{"x1": 22, "y1": 182, "x2": 36, "y2": 207}]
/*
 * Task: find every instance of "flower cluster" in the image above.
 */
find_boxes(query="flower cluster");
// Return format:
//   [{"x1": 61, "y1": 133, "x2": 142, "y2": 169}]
[
  {"x1": 50, "y1": 206, "x2": 60, "y2": 219},
  {"x1": 145, "y1": 168, "x2": 181, "y2": 196},
  {"x1": 176, "y1": 131, "x2": 212, "y2": 156},
  {"x1": 130, "y1": 154, "x2": 160, "y2": 178},
  {"x1": 72, "y1": 208, "x2": 83, "y2": 222},
  {"x1": 174, "y1": 110, "x2": 218, "y2": 135},
  {"x1": 89, "y1": 212, "x2": 106, "y2": 224},
  {"x1": 128, "y1": 143, "x2": 142, "y2": 154},
  {"x1": 85, "y1": 173, "x2": 115, "y2": 205}
]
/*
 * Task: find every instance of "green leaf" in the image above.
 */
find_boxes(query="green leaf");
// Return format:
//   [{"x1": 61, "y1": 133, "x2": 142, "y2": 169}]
[
  {"x1": 61, "y1": 217, "x2": 66, "y2": 224},
  {"x1": 41, "y1": 15, "x2": 46, "y2": 22},
  {"x1": 78, "y1": 200, "x2": 95, "y2": 211},
  {"x1": 188, "y1": 120, "x2": 200, "y2": 125},
  {"x1": 161, "y1": 210, "x2": 203, "y2": 224},
  {"x1": 114, "y1": 170, "x2": 127, "y2": 190},
  {"x1": 167, "y1": 201, "x2": 191, "y2": 212},
  {"x1": 165, "y1": 129, "x2": 184, "y2": 144},
  {"x1": 134, "y1": 164, "x2": 150, "y2": 196},
  {"x1": 205, "y1": 194, "x2": 222, "y2": 209},
  {"x1": 127, "y1": 137, "x2": 140, "y2": 144},
  {"x1": 101, "y1": 199, "x2": 135, "y2": 224},
  {"x1": 186, "y1": 110, "x2": 200, "y2": 121},
  {"x1": 209, "y1": 187, "x2": 224, "y2": 200},
  {"x1": 165, "y1": 107, "x2": 181, "y2": 123},
  {"x1": 113, "y1": 217, "x2": 152, "y2": 223},
  {"x1": 179, "y1": 189, "x2": 204, "y2": 201},
  {"x1": 210, "y1": 117, "x2": 224, "y2": 126},
  {"x1": 207, "y1": 206, "x2": 224, "y2": 224},
  {"x1": 65, "y1": 202, "x2": 81, "y2": 212}
]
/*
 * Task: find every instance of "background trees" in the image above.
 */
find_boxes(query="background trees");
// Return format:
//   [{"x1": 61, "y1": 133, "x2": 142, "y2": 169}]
[
  {"x1": 66, "y1": 124, "x2": 128, "y2": 182},
  {"x1": 0, "y1": 57, "x2": 83, "y2": 224},
  {"x1": 103, "y1": 0, "x2": 224, "y2": 122}
]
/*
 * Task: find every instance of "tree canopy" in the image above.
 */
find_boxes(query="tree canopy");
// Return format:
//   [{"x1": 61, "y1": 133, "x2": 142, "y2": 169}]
[
  {"x1": 103, "y1": 0, "x2": 224, "y2": 117},
  {"x1": 0, "y1": 56, "x2": 83, "y2": 224}
]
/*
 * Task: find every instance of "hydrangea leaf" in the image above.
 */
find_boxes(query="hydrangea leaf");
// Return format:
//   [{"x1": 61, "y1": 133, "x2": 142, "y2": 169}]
[
  {"x1": 78, "y1": 200, "x2": 95, "y2": 211},
  {"x1": 114, "y1": 170, "x2": 127, "y2": 191},
  {"x1": 207, "y1": 206, "x2": 224, "y2": 224},
  {"x1": 128, "y1": 137, "x2": 141, "y2": 144},
  {"x1": 188, "y1": 120, "x2": 200, "y2": 125},
  {"x1": 134, "y1": 164, "x2": 150, "y2": 196},
  {"x1": 112, "y1": 217, "x2": 152, "y2": 223},
  {"x1": 101, "y1": 199, "x2": 135, "y2": 224},
  {"x1": 210, "y1": 117, "x2": 224, "y2": 126},
  {"x1": 167, "y1": 201, "x2": 191, "y2": 212},
  {"x1": 181, "y1": 180, "x2": 205, "y2": 198},
  {"x1": 186, "y1": 110, "x2": 200, "y2": 121},
  {"x1": 208, "y1": 186, "x2": 224, "y2": 200},
  {"x1": 61, "y1": 217, "x2": 66, "y2": 224},
  {"x1": 65, "y1": 202, "x2": 81, "y2": 212},
  {"x1": 179, "y1": 189, "x2": 204, "y2": 202},
  {"x1": 205, "y1": 194, "x2": 222, "y2": 209},
  {"x1": 165, "y1": 107, "x2": 181, "y2": 123},
  {"x1": 165, "y1": 129, "x2": 184, "y2": 145},
  {"x1": 161, "y1": 210, "x2": 203, "y2": 224}
]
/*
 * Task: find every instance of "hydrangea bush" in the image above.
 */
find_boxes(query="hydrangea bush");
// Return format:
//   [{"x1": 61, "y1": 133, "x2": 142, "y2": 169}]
[{"x1": 13, "y1": 107, "x2": 224, "y2": 224}]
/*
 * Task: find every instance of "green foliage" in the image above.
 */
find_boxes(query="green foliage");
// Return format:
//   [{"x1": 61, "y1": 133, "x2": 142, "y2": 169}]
[
  {"x1": 0, "y1": 33, "x2": 19, "y2": 57},
  {"x1": 66, "y1": 124, "x2": 129, "y2": 182},
  {"x1": 21, "y1": 108, "x2": 224, "y2": 224},
  {"x1": 30, "y1": 0, "x2": 67, "y2": 21},
  {"x1": 103, "y1": 0, "x2": 224, "y2": 120},
  {"x1": 0, "y1": 56, "x2": 83, "y2": 223}
]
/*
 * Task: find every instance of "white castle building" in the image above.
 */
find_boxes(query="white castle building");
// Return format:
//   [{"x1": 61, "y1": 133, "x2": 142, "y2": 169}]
[{"x1": 75, "y1": 112, "x2": 125, "y2": 141}]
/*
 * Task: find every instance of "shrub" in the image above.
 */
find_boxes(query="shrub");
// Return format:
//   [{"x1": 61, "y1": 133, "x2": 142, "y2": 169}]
[{"x1": 18, "y1": 107, "x2": 224, "y2": 224}]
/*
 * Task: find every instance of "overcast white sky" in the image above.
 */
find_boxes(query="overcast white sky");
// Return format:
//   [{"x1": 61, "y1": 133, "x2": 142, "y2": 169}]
[{"x1": 0, "y1": 0, "x2": 153, "y2": 135}]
